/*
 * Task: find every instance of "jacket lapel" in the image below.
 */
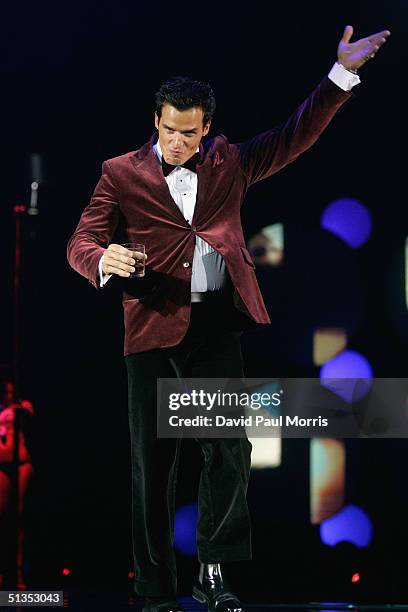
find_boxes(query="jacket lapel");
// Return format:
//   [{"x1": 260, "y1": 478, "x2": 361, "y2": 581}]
[
  {"x1": 129, "y1": 134, "x2": 189, "y2": 226},
  {"x1": 193, "y1": 142, "x2": 224, "y2": 226},
  {"x1": 129, "y1": 134, "x2": 219, "y2": 228}
]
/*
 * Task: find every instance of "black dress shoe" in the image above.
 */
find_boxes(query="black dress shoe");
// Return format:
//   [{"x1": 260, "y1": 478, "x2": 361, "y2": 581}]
[
  {"x1": 142, "y1": 597, "x2": 185, "y2": 612},
  {"x1": 192, "y1": 563, "x2": 244, "y2": 612}
]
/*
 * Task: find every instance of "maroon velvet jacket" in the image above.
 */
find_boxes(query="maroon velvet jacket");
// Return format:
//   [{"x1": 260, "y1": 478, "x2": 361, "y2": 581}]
[{"x1": 67, "y1": 77, "x2": 352, "y2": 355}]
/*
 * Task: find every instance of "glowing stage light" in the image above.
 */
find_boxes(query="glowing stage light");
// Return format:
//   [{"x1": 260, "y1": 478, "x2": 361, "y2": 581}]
[
  {"x1": 321, "y1": 198, "x2": 372, "y2": 248},
  {"x1": 351, "y1": 572, "x2": 360, "y2": 583},
  {"x1": 248, "y1": 223, "x2": 284, "y2": 266},
  {"x1": 62, "y1": 568, "x2": 70, "y2": 576},
  {"x1": 313, "y1": 327, "x2": 347, "y2": 366},
  {"x1": 310, "y1": 438, "x2": 345, "y2": 524},
  {"x1": 248, "y1": 436, "x2": 281, "y2": 468},
  {"x1": 128, "y1": 571, "x2": 135, "y2": 579},
  {"x1": 174, "y1": 503, "x2": 198, "y2": 556},
  {"x1": 246, "y1": 382, "x2": 282, "y2": 469},
  {"x1": 320, "y1": 350, "x2": 372, "y2": 380},
  {"x1": 320, "y1": 504, "x2": 373, "y2": 548},
  {"x1": 320, "y1": 350, "x2": 373, "y2": 403}
]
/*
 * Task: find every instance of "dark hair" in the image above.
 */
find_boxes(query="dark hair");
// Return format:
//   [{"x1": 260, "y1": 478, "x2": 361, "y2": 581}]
[{"x1": 155, "y1": 76, "x2": 216, "y2": 126}]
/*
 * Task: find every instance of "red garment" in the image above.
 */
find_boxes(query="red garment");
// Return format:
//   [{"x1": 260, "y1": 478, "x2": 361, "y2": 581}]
[
  {"x1": 0, "y1": 406, "x2": 32, "y2": 464},
  {"x1": 67, "y1": 77, "x2": 352, "y2": 355}
]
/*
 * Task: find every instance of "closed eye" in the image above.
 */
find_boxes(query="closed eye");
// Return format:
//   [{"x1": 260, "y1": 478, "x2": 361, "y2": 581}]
[{"x1": 163, "y1": 124, "x2": 197, "y2": 136}]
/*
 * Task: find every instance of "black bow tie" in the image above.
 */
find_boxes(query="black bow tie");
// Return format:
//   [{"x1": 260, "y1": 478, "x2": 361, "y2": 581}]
[{"x1": 161, "y1": 152, "x2": 200, "y2": 177}]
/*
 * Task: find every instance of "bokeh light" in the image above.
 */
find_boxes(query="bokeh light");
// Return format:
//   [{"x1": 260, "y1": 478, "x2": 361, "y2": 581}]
[
  {"x1": 320, "y1": 504, "x2": 373, "y2": 548},
  {"x1": 174, "y1": 503, "x2": 198, "y2": 556},
  {"x1": 310, "y1": 438, "x2": 345, "y2": 524},
  {"x1": 313, "y1": 327, "x2": 347, "y2": 366},
  {"x1": 321, "y1": 198, "x2": 372, "y2": 249},
  {"x1": 320, "y1": 350, "x2": 373, "y2": 403},
  {"x1": 248, "y1": 223, "x2": 284, "y2": 266}
]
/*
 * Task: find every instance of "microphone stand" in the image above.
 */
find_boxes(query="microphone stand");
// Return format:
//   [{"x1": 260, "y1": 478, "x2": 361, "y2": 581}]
[
  {"x1": 8, "y1": 204, "x2": 26, "y2": 589},
  {"x1": 9, "y1": 177, "x2": 40, "y2": 588}
]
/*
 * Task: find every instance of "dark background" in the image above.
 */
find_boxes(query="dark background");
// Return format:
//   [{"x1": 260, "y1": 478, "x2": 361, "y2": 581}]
[{"x1": 1, "y1": 0, "x2": 407, "y2": 603}]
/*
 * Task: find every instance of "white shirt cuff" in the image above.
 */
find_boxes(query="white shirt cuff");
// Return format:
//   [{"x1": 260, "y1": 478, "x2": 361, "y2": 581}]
[
  {"x1": 99, "y1": 253, "x2": 112, "y2": 287},
  {"x1": 328, "y1": 62, "x2": 361, "y2": 91}
]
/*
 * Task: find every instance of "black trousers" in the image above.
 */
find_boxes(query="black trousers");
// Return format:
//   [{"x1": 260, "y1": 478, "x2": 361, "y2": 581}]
[{"x1": 125, "y1": 297, "x2": 253, "y2": 597}]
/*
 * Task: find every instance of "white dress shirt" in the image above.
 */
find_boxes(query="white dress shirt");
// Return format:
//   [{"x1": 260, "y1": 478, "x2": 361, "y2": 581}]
[
  {"x1": 154, "y1": 140, "x2": 228, "y2": 292},
  {"x1": 99, "y1": 62, "x2": 360, "y2": 288}
]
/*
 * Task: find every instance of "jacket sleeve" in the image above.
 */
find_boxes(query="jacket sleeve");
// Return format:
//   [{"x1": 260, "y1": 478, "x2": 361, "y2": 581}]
[
  {"x1": 237, "y1": 76, "x2": 354, "y2": 186},
  {"x1": 67, "y1": 160, "x2": 120, "y2": 289}
]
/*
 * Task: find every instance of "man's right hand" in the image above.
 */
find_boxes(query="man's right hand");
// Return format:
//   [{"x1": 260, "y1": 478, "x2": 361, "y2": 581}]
[{"x1": 102, "y1": 243, "x2": 147, "y2": 277}]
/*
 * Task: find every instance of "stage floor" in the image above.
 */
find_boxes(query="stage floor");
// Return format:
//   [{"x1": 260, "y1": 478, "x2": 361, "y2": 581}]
[{"x1": 45, "y1": 592, "x2": 408, "y2": 611}]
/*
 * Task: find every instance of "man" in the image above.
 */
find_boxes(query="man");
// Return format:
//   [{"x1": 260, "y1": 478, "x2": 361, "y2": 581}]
[{"x1": 67, "y1": 25, "x2": 390, "y2": 612}]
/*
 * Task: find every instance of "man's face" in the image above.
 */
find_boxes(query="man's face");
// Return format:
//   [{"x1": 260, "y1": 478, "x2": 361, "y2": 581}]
[{"x1": 155, "y1": 104, "x2": 210, "y2": 166}]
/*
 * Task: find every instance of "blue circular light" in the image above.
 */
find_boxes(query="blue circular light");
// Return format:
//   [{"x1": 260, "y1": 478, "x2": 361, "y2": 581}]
[
  {"x1": 320, "y1": 350, "x2": 373, "y2": 403},
  {"x1": 320, "y1": 504, "x2": 373, "y2": 548},
  {"x1": 174, "y1": 503, "x2": 198, "y2": 556},
  {"x1": 321, "y1": 198, "x2": 372, "y2": 248}
]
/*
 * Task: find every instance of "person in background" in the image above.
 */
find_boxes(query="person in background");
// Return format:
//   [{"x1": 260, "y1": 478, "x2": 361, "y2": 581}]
[{"x1": 0, "y1": 380, "x2": 34, "y2": 590}]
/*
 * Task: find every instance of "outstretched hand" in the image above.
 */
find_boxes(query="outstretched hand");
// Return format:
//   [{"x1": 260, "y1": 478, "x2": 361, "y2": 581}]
[{"x1": 337, "y1": 25, "x2": 391, "y2": 73}]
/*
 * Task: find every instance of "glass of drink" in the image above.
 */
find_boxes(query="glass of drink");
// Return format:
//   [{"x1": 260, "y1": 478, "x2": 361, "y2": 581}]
[{"x1": 120, "y1": 243, "x2": 146, "y2": 278}]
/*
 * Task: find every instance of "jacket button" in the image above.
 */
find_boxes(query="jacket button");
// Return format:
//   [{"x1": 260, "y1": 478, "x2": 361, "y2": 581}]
[{"x1": 183, "y1": 262, "x2": 190, "y2": 268}]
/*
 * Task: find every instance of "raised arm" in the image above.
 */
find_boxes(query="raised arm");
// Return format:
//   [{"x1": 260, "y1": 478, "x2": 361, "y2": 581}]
[{"x1": 238, "y1": 25, "x2": 391, "y2": 186}]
